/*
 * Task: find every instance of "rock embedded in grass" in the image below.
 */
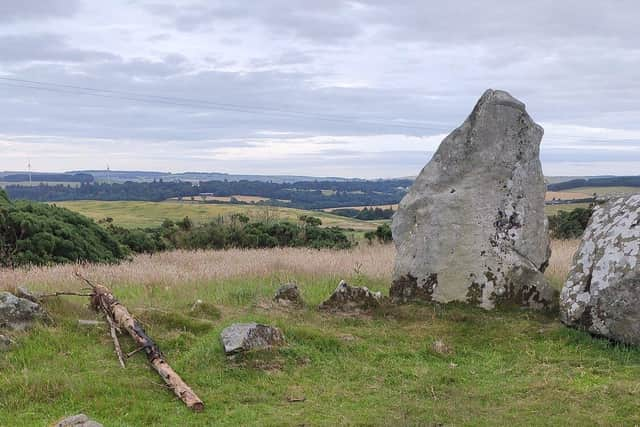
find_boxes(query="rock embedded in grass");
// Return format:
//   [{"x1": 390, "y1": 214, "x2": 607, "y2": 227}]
[
  {"x1": 0, "y1": 291, "x2": 46, "y2": 330},
  {"x1": 274, "y1": 283, "x2": 304, "y2": 307},
  {"x1": 560, "y1": 195, "x2": 640, "y2": 345},
  {"x1": 0, "y1": 334, "x2": 14, "y2": 352},
  {"x1": 221, "y1": 323, "x2": 286, "y2": 355},
  {"x1": 54, "y1": 413, "x2": 103, "y2": 427},
  {"x1": 318, "y1": 280, "x2": 382, "y2": 312},
  {"x1": 391, "y1": 89, "x2": 555, "y2": 310}
]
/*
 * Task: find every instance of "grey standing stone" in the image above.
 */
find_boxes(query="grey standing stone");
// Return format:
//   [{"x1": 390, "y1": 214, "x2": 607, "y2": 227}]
[
  {"x1": 274, "y1": 283, "x2": 303, "y2": 307},
  {"x1": 0, "y1": 291, "x2": 45, "y2": 330},
  {"x1": 560, "y1": 195, "x2": 640, "y2": 344},
  {"x1": 54, "y1": 414, "x2": 103, "y2": 427},
  {"x1": 391, "y1": 89, "x2": 555, "y2": 309},
  {"x1": 220, "y1": 323, "x2": 285, "y2": 355},
  {"x1": 318, "y1": 280, "x2": 382, "y2": 312}
]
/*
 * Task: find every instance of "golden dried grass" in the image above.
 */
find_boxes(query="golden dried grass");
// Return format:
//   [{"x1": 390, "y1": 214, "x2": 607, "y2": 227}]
[
  {"x1": 546, "y1": 239, "x2": 580, "y2": 287},
  {"x1": 0, "y1": 240, "x2": 579, "y2": 294},
  {"x1": 0, "y1": 244, "x2": 395, "y2": 293}
]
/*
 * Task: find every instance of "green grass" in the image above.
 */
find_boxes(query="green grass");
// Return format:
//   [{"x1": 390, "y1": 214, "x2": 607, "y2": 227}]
[
  {"x1": 544, "y1": 203, "x2": 592, "y2": 216},
  {"x1": 2, "y1": 274, "x2": 639, "y2": 426},
  {"x1": 54, "y1": 200, "x2": 380, "y2": 231}
]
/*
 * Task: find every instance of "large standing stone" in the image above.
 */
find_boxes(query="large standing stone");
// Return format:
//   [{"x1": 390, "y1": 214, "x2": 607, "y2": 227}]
[
  {"x1": 220, "y1": 323, "x2": 286, "y2": 355},
  {"x1": 0, "y1": 292, "x2": 45, "y2": 330},
  {"x1": 391, "y1": 89, "x2": 554, "y2": 309},
  {"x1": 560, "y1": 195, "x2": 640, "y2": 344}
]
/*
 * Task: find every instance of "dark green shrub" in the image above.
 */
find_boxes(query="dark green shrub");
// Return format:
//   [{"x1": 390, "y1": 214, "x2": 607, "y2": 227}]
[
  {"x1": 0, "y1": 191, "x2": 127, "y2": 267},
  {"x1": 548, "y1": 207, "x2": 593, "y2": 239}
]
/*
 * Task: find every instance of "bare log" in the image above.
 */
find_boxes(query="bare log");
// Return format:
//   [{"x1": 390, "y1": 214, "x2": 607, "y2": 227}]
[
  {"x1": 87, "y1": 280, "x2": 204, "y2": 411},
  {"x1": 105, "y1": 312, "x2": 126, "y2": 368}
]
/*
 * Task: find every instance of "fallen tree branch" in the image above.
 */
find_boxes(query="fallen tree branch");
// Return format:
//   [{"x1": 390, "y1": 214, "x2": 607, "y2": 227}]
[
  {"x1": 105, "y1": 311, "x2": 126, "y2": 368},
  {"x1": 39, "y1": 291, "x2": 94, "y2": 298},
  {"x1": 76, "y1": 274, "x2": 204, "y2": 411}
]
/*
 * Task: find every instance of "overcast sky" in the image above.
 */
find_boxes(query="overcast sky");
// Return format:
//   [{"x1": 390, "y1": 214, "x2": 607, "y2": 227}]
[{"x1": 1, "y1": 0, "x2": 640, "y2": 178}]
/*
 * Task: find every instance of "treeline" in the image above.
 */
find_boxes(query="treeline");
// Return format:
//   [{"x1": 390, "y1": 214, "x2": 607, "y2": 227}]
[
  {"x1": 1, "y1": 172, "x2": 93, "y2": 183},
  {"x1": 548, "y1": 176, "x2": 640, "y2": 191},
  {"x1": 7, "y1": 181, "x2": 197, "y2": 202},
  {"x1": 6, "y1": 179, "x2": 411, "y2": 209}
]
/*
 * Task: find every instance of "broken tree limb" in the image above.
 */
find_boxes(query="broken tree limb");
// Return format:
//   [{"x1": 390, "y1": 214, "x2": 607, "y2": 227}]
[
  {"x1": 105, "y1": 312, "x2": 126, "y2": 368},
  {"x1": 77, "y1": 274, "x2": 204, "y2": 411}
]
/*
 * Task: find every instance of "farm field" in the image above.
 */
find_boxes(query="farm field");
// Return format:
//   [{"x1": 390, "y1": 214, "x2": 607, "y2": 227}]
[
  {"x1": 564, "y1": 186, "x2": 640, "y2": 196},
  {"x1": 545, "y1": 190, "x2": 592, "y2": 201},
  {"x1": 544, "y1": 203, "x2": 591, "y2": 216},
  {"x1": 55, "y1": 200, "x2": 381, "y2": 230},
  {"x1": 3, "y1": 240, "x2": 640, "y2": 426}
]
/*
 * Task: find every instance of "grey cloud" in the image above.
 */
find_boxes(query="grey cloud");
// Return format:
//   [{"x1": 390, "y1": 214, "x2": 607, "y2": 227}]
[
  {"x1": 0, "y1": 0, "x2": 79, "y2": 22},
  {"x1": 146, "y1": 0, "x2": 362, "y2": 42},
  {"x1": 0, "y1": 34, "x2": 117, "y2": 63}
]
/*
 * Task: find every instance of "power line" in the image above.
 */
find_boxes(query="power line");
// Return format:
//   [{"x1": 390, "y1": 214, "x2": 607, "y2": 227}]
[
  {"x1": 0, "y1": 76, "x2": 451, "y2": 133},
  {"x1": 2, "y1": 77, "x2": 639, "y2": 142}
]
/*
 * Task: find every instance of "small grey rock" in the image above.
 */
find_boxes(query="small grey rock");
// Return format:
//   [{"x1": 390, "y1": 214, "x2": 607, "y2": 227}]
[
  {"x1": 15, "y1": 286, "x2": 40, "y2": 303},
  {"x1": 274, "y1": 283, "x2": 303, "y2": 307},
  {"x1": 561, "y1": 195, "x2": 640, "y2": 344},
  {"x1": 54, "y1": 413, "x2": 103, "y2": 427},
  {"x1": 318, "y1": 280, "x2": 382, "y2": 312},
  {"x1": 0, "y1": 334, "x2": 14, "y2": 352},
  {"x1": 220, "y1": 323, "x2": 285, "y2": 355},
  {"x1": 0, "y1": 292, "x2": 45, "y2": 331}
]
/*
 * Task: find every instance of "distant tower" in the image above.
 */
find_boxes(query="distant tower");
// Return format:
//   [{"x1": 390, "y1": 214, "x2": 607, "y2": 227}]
[
  {"x1": 28, "y1": 159, "x2": 32, "y2": 186},
  {"x1": 106, "y1": 164, "x2": 111, "y2": 184}
]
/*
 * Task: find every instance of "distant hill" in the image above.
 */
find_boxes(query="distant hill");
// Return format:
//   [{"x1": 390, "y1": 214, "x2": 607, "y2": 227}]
[
  {"x1": 69, "y1": 170, "x2": 361, "y2": 184},
  {"x1": 544, "y1": 175, "x2": 616, "y2": 185},
  {"x1": 0, "y1": 172, "x2": 93, "y2": 183},
  {"x1": 548, "y1": 176, "x2": 640, "y2": 191}
]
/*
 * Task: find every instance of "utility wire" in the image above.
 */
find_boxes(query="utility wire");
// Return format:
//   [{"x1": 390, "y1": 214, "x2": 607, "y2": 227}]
[
  {"x1": 2, "y1": 77, "x2": 639, "y2": 142},
  {"x1": 0, "y1": 77, "x2": 451, "y2": 133}
]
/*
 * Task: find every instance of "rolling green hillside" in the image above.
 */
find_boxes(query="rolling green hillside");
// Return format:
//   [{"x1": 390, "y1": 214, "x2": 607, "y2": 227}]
[{"x1": 56, "y1": 200, "x2": 381, "y2": 231}]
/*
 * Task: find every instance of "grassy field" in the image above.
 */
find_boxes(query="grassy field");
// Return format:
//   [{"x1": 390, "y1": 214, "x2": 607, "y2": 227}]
[
  {"x1": 55, "y1": 200, "x2": 381, "y2": 231},
  {"x1": 564, "y1": 186, "x2": 640, "y2": 196},
  {"x1": 545, "y1": 190, "x2": 592, "y2": 201},
  {"x1": 3, "y1": 241, "x2": 640, "y2": 426},
  {"x1": 544, "y1": 203, "x2": 592, "y2": 216}
]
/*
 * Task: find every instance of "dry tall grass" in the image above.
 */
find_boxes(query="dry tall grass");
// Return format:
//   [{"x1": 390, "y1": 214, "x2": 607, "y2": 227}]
[
  {"x1": 0, "y1": 245, "x2": 395, "y2": 293},
  {"x1": 0, "y1": 240, "x2": 579, "y2": 293},
  {"x1": 546, "y1": 239, "x2": 580, "y2": 287}
]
